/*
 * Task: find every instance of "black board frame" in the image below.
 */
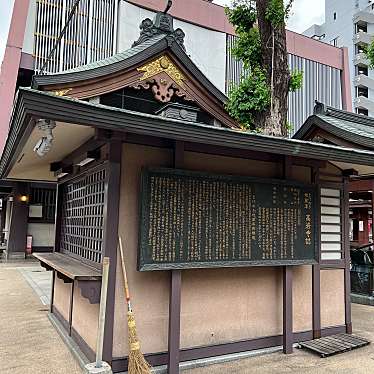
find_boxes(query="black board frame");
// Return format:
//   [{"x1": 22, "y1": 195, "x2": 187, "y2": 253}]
[{"x1": 138, "y1": 167, "x2": 319, "y2": 271}]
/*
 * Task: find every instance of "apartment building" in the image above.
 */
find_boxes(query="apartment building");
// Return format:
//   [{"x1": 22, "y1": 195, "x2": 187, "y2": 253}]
[{"x1": 303, "y1": 0, "x2": 374, "y2": 116}]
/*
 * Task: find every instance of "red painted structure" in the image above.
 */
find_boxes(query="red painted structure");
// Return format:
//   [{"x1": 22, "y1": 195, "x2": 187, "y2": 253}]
[{"x1": 0, "y1": 0, "x2": 30, "y2": 150}]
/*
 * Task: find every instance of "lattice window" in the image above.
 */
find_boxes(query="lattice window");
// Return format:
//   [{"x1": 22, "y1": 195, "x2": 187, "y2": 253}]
[{"x1": 60, "y1": 168, "x2": 106, "y2": 263}]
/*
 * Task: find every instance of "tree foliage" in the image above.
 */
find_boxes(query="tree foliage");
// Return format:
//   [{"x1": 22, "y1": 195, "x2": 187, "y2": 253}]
[
  {"x1": 226, "y1": 67, "x2": 270, "y2": 130},
  {"x1": 365, "y1": 41, "x2": 374, "y2": 69},
  {"x1": 225, "y1": 0, "x2": 302, "y2": 134}
]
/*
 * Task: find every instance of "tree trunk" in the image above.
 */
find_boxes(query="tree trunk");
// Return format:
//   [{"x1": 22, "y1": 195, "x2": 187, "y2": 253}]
[{"x1": 256, "y1": 0, "x2": 290, "y2": 136}]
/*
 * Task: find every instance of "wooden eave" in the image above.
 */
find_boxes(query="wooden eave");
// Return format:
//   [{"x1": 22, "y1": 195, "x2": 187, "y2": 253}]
[{"x1": 4, "y1": 88, "x2": 374, "y2": 180}]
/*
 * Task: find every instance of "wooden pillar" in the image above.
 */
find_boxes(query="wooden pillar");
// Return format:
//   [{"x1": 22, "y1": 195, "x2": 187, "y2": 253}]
[
  {"x1": 168, "y1": 141, "x2": 183, "y2": 374},
  {"x1": 54, "y1": 184, "x2": 63, "y2": 253},
  {"x1": 312, "y1": 166, "x2": 321, "y2": 339},
  {"x1": 283, "y1": 266, "x2": 293, "y2": 353},
  {"x1": 371, "y1": 191, "x2": 374, "y2": 243},
  {"x1": 282, "y1": 156, "x2": 293, "y2": 354},
  {"x1": 103, "y1": 140, "x2": 122, "y2": 363},
  {"x1": 343, "y1": 178, "x2": 352, "y2": 334},
  {"x1": 7, "y1": 182, "x2": 29, "y2": 258}
]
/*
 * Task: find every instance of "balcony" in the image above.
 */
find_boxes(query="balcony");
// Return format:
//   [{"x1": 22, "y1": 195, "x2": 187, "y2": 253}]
[
  {"x1": 354, "y1": 31, "x2": 374, "y2": 45},
  {"x1": 353, "y1": 10, "x2": 374, "y2": 25},
  {"x1": 354, "y1": 95, "x2": 374, "y2": 113},
  {"x1": 354, "y1": 74, "x2": 374, "y2": 90},
  {"x1": 354, "y1": 52, "x2": 370, "y2": 66}
]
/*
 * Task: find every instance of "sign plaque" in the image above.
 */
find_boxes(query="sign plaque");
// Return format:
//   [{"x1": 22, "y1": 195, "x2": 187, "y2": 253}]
[{"x1": 139, "y1": 168, "x2": 317, "y2": 271}]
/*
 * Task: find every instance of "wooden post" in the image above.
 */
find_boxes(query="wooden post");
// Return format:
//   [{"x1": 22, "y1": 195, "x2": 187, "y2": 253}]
[
  {"x1": 168, "y1": 141, "x2": 184, "y2": 374},
  {"x1": 282, "y1": 156, "x2": 293, "y2": 354},
  {"x1": 283, "y1": 266, "x2": 293, "y2": 354},
  {"x1": 343, "y1": 178, "x2": 352, "y2": 334},
  {"x1": 371, "y1": 190, "x2": 374, "y2": 243},
  {"x1": 312, "y1": 166, "x2": 321, "y2": 339},
  {"x1": 69, "y1": 281, "x2": 75, "y2": 336},
  {"x1": 102, "y1": 139, "x2": 122, "y2": 363},
  {"x1": 50, "y1": 270, "x2": 56, "y2": 313},
  {"x1": 371, "y1": 190, "x2": 374, "y2": 297},
  {"x1": 7, "y1": 182, "x2": 29, "y2": 258}
]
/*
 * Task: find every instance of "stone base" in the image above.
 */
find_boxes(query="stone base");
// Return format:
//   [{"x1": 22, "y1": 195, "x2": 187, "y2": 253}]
[
  {"x1": 351, "y1": 293, "x2": 374, "y2": 306},
  {"x1": 84, "y1": 362, "x2": 112, "y2": 374}
]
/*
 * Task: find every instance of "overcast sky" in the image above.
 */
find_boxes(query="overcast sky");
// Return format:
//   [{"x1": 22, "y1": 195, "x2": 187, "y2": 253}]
[
  {"x1": 213, "y1": 0, "x2": 325, "y2": 32},
  {"x1": 0, "y1": 0, "x2": 325, "y2": 64}
]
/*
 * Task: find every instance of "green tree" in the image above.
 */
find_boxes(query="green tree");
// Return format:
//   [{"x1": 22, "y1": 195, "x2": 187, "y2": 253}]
[{"x1": 226, "y1": 0, "x2": 302, "y2": 136}]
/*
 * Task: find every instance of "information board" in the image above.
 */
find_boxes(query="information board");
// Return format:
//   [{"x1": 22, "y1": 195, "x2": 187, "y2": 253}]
[{"x1": 139, "y1": 168, "x2": 317, "y2": 271}]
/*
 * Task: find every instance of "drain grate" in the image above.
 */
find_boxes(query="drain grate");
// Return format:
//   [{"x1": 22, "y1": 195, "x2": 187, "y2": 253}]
[{"x1": 299, "y1": 334, "x2": 370, "y2": 358}]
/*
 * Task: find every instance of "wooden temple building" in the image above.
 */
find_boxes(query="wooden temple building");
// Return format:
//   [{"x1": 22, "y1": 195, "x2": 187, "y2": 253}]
[
  {"x1": 294, "y1": 103, "x2": 374, "y2": 299},
  {"x1": 3, "y1": 12, "x2": 374, "y2": 373}
]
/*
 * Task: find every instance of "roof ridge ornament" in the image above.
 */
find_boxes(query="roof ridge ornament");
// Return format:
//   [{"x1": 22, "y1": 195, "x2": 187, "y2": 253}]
[
  {"x1": 132, "y1": 3, "x2": 186, "y2": 51},
  {"x1": 314, "y1": 101, "x2": 326, "y2": 115}
]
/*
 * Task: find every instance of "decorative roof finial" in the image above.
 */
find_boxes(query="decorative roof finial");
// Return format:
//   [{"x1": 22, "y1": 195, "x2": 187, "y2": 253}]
[
  {"x1": 132, "y1": 0, "x2": 185, "y2": 51},
  {"x1": 314, "y1": 100, "x2": 326, "y2": 115}
]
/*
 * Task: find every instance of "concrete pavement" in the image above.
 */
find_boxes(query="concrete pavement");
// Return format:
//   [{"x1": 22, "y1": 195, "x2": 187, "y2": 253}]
[
  {"x1": 2, "y1": 259, "x2": 374, "y2": 373},
  {"x1": 0, "y1": 262, "x2": 82, "y2": 374}
]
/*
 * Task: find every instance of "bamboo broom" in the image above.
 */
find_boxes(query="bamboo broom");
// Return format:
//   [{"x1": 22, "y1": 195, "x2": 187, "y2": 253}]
[{"x1": 118, "y1": 237, "x2": 153, "y2": 374}]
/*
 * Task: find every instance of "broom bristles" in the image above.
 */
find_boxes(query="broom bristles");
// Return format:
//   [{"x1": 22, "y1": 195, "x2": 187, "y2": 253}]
[{"x1": 127, "y1": 311, "x2": 152, "y2": 374}]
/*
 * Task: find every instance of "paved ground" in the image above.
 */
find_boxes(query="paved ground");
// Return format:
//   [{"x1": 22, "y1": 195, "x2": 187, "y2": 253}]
[
  {"x1": 0, "y1": 261, "x2": 82, "y2": 374},
  {"x1": 2, "y1": 259, "x2": 374, "y2": 373},
  {"x1": 183, "y1": 305, "x2": 374, "y2": 374}
]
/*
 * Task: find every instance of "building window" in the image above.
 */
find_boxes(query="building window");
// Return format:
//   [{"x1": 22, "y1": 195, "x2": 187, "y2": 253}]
[
  {"x1": 29, "y1": 187, "x2": 56, "y2": 222},
  {"x1": 357, "y1": 66, "x2": 369, "y2": 76},
  {"x1": 330, "y1": 37, "x2": 339, "y2": 47},
  {"x1": 355, "y1": 22, "x2": 368, "y2": 33},
  {"x1": 357, "y1": 86, "x2": 369, "y2": 98},
  {"x1": 60, "y1": 168, "x2": 107, "y2": 264},
  {"x1": 356, "y1": 44, "x2": 367, "y2": 54},
  {"x1": 356, "y1": 108, "x2": 369, "y2": 116},
  {"x1": 34, "y1": 0, "x2": 117, "y2": 73},
  {"x1": 334, "y1": 12, "x2": 337, "y2": 20}
]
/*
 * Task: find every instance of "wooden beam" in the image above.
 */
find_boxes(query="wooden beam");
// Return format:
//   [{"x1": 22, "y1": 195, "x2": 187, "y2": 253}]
[{"x1": 168, "y1": 140, "x2": 184, "y2": 374}]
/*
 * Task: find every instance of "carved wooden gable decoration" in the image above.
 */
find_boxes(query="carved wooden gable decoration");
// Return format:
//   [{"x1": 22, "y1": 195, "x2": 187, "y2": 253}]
[
  {"x1": 134, "y1": 55, "x2": 193, "y2": 103},
  {"x1": 34, "y1": 12, "x2": 240, "y2": 129}
]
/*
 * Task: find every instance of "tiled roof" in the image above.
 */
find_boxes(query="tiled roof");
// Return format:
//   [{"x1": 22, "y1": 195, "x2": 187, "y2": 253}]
[
  {"x1": 293, "y1": 104, "x2": 374, "y2": 149},
  {"x1": 61, "y1": 34, "x2": 167, "y2": 74}
]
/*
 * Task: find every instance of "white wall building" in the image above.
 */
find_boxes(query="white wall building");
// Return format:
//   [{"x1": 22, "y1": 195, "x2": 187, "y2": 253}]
[{"x1": 303, "y1": 0, "x2": 374, "y2": 116}]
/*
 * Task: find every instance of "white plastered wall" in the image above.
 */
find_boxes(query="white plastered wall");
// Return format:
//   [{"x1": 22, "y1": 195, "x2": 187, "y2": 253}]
[{"x1": 117, "y1": 2, "x2": 227, "y2": 93}]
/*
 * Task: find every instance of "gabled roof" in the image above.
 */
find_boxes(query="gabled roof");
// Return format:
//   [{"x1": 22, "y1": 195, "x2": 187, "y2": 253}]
[
  {"x1": 32, "y1": 14, "x2": 227, "y2": 104},
  {"x1": 293, "y1": 103, "x2": 374, "y2": 150}
]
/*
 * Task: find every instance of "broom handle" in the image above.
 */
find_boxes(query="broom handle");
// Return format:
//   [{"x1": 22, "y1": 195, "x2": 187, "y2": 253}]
[{"x1": 118, "y1": 237, "x2": 132, "y2": 312}]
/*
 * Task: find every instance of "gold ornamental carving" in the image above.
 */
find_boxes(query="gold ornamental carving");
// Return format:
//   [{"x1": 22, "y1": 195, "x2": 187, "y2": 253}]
[
  {"x1": 137, "y1": 56, "x2": 185, "y2": 87},
  {"x1": 53, "y1": 88, "x2": 72, "y2": 97}
]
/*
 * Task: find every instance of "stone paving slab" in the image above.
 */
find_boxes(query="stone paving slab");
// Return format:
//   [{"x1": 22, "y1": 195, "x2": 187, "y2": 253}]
[{"x1": 0, "y1": 263, "x2": 83, "y2": 374}]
